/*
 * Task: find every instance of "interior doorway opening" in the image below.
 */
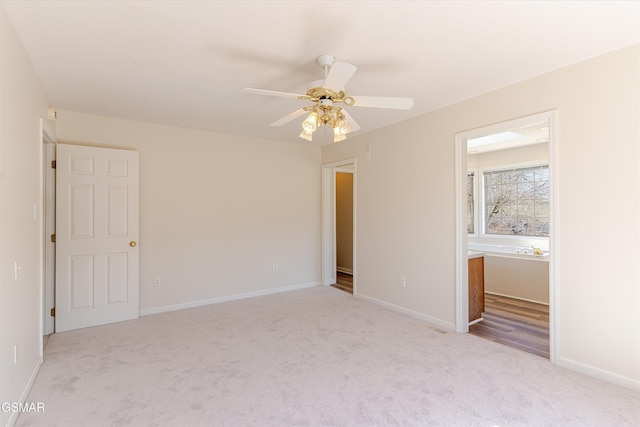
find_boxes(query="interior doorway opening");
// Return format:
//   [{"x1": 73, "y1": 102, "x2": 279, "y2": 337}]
[
  {"x1": 454, "y1": 111, "x2": 557, "y2": 361},
  {"x1": 334, "y1": 166, "x2": 354, "y2": 293},
  {"x1": 322, "y1": 159, "x2": 356, "y2": 294}
]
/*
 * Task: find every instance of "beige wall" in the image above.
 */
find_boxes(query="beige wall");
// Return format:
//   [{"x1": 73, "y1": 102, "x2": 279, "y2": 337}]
[
  {"x1": 484, "y1": 256, "x2": 549, "y2": 304},
  {"x1": 0, "y1": 4, "x2": 54, "y2": 425},
  {"x1": 467, "y1": 142, "x2": 549, "y2": 169},
  {"x1": 55, "y1": 111, "x2": 322, "y2": 313},
  {"x1": 336, "y1": 172, "x2": 354, "y2": 273},
  {"x1": 322, "y1": 44, "x2": 640, "y2": 387}
]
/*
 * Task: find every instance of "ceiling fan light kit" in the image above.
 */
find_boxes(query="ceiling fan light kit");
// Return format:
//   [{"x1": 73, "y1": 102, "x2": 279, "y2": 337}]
[{"x1": 244, "y1": 54, "x2": 414, "y2": 143}]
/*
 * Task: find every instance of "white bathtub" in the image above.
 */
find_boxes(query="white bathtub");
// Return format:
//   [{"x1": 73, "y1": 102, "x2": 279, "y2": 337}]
[
  {"x1": 468, "y1": 242, "x2": 549, "y2": 304},
  {"x1": 468, "y1": 243, "x2": 549, "y2": 260}
]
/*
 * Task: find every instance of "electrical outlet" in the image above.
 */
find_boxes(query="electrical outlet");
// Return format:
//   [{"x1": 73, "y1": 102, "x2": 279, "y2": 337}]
[
  {"x1": 153, "y1": 277, "x2": 161, "y2": 287},
  {"x1": 272, "y1": 264, "x2": 278, "y2": 273},
  {"x1": 14, "y1": 345, "x2": 18, "y2": 364},
  {"x1": 400, "y1": 275, "x2": 406, "y2": 287}
]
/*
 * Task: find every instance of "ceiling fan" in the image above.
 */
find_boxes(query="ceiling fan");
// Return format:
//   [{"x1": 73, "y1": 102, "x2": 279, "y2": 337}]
[{"x1": 243, "y1": 54, "x2": 414, "y2": 143}]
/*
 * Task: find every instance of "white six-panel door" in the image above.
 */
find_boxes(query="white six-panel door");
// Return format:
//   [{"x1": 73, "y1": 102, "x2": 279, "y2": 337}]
[{"x1": 55, "y1": 144, "x2": 139, "y2": 332}]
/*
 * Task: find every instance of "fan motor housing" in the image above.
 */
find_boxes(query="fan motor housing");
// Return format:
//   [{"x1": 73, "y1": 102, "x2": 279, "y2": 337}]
[{"x1": 306, "y1": 87, "x2": 339, "y2": 101}]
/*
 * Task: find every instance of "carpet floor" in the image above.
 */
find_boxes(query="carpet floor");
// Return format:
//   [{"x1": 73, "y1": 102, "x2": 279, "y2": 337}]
[{"x1": 16, "y1": 286, "x2": 640, "y2": 426}]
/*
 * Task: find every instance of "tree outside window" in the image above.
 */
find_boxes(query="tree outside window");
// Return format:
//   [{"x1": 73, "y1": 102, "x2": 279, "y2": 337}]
[{"x1": 483, "y1": 165, "x2": 549, "y2": 237}]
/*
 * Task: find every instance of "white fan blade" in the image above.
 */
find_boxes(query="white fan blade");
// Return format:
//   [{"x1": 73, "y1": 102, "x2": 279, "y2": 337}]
[
  {"x1": 244, "y1": 88, "x2": 305, "y2": 99},
  {"x1": 323, "y1": 62, "x2": 357, "y2": 92},
  {"x1": 341, "y1": 110, "x2": 360, "y2": 133},
  {"x1": 351, "y1": 96, "x2": 414, "y2": 110},
  {"x1": 270, "y1": 108, "x2": 308, "y2": 127}
]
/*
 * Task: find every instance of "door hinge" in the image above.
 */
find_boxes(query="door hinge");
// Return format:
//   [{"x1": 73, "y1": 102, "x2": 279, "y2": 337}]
[
  {"x1": 51, "y1": 160, "x2": 56, "y2": 169},
  {"x1": 50, "y1": 307, "x2": 55, "y2": 317},
  {"x1": 50, "y1": 234, "x2": 56, "y2": 243}
]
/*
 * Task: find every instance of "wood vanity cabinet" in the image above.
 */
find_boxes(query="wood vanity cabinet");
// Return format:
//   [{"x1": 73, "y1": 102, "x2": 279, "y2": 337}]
[{"x1": 468, "y1": 256, "x2": 485, "y2": 322}]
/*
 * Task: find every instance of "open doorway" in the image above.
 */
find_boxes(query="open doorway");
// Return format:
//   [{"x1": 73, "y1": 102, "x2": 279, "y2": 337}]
[
  {"x1": 334, "y1": 166, "x2": 354, "y2": 293},
  {"x1": 322, "y1": 159, "x2": 356, "y2": 294},
  {"x1": 455, "y1": 111, "x2": 557, "y2": 361}
]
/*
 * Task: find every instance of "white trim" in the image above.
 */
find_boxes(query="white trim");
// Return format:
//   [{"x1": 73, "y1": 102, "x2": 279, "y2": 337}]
[
  {"x1": 468, "y1": 317, "x2": 483, "y2": 326},
  {"x1": 38, "y1": 119, "x2": 56, "y2": 358},
  {"x1": 7, "y1": 356, "x2": 43, "y2": 427},
  {"x1": 139, "y1": 281, "x2": 320, "y2": 316},
  {"x1": 41, "y1": 125, "x2": 56, "y2": 337},
  {"x1": 471, "y1": 234, "x2": 549, "y2": 246},
  {"x1": 321, "y1": 158, "x2": 357, "y2": 289},
  {"x1": 556, "y1": 357, "x2": 640, "y2": 391},
  {"x1": 454, "y1": 132, "x2": 469, "y2": 332},
  {"x1": 38, "y1": 120, "x2": 45, "y2": 360},
  {"x1": 548, "y1": 111, "x2": 559, "y2": 364},
  {"x1": 321, "y1": 167, "x2": 336, "y2": 286},
  {"x1": 354, "y1": 293, "x2": 456, "y2": 332},
  {"x1": 335, "y1": 166, "x2": 354, "y2": 174},
  {"x1": 349, "y1": 162, "x2": 356, "y2": 294}
]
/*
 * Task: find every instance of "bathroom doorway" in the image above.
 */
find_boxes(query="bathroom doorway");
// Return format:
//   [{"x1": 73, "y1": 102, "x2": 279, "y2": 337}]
[
  {"x1": 455, "y1": 111, "x2": 557, "y2": 361},
  {"x1": 334, "y1": 166, "x2": 354, "y2": 293},
  {"x1": 322, "y1": 159, "x2": 356, "y2": 294}
]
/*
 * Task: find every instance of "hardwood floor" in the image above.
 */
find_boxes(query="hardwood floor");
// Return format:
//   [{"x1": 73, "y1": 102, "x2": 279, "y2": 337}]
[
  {"x1": 330, "y1": 277, "x2": 548, "y2": 358},
  {"x1": 331, "y1": 272, "x2": 353, "y2": 294},
  {"x1": 469, "y1": 293, "x2": 549, "y2": 359}
]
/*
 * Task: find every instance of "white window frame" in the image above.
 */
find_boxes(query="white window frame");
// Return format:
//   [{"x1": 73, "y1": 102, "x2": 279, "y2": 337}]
[
  {"x1": 471, "y1": 160, "x2": 549, "y2": 248},
  {"x1": 467, "y1": 169, "x2": 479, "y2": 237}
]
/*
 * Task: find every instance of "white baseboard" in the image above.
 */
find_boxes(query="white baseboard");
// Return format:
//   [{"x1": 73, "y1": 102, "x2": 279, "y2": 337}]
[
  {"x1": 354, "y1": 292, "x2": 455, "y2": 332},
  {"x1": 139, "y1": 281, "x2": 320, "y2": 316},
  {"x1": 556, "y1": 356, "x2": 640, "y2": 391},
  {"x1": 484, "y1": 291, "x2": 549, "y2": 306},
  {"x1": 355, "y1": 294, "x2": 639, "y2": 390},
  {"x1": 468, "y1": 317, "x2": 484, "y2": 326},
  {"x1": 6, "y1": 356, "x2": 43, "y2": 427}
]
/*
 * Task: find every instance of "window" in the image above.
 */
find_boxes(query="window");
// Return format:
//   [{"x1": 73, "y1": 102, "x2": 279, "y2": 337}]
[
  {"x1": 483, "y1": 165, "x2": 549, "y2": 237},
  {"x1": 467, "y1": 172, "x2": 475, "y2": 234}
]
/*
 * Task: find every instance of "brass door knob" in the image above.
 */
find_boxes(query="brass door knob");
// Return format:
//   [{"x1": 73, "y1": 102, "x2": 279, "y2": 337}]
[{"x1": 129, "y1": 241, "x2": 137, "y2": 247}]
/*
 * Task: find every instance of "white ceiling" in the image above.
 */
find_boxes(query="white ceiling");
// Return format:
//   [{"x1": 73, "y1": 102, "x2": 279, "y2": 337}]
[{"x1": 3, "y1": 1, "x2": 639, "y2": 145}]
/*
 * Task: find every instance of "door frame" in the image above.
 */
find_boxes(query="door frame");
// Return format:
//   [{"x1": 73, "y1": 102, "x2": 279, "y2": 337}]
[
  {"x1": 453, "y1": 110, "x2": 558, "y2": 363},
  {"x1": 334, "y1": 165, "x2": 354, "y2": 275},
  {"x1": 321, "y1": 158, "x2": 357, "y2": 290},
  {"x1": 42, "y1": 130, "x2": 56, "y2": 335},
  {"x1": 40, "y1": 118, "x2": 56, "y2": 347}
]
